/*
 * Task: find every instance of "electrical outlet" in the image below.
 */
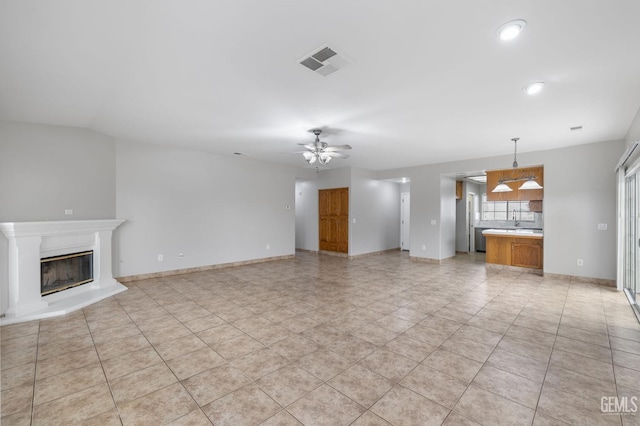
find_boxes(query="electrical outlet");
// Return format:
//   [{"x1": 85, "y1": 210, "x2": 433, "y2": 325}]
[
  {"x1": 577, "y1": 259, "x2": 583, "y2": 266},
  {"x1": 421, "y1": 244, "x2": 426, "y2": 251},
  {"x1": 266, "y1": 244, "x2": 270, "y2": 250},
  {"x1": 430, "y1": 220, "x2": 437, "y2": 225},
  {"x1": 597, "y1": 223, "x2": 608, "y2": 231},
  {"x1": 157, "y1": 254, "x2": 163, "y2": 262}
]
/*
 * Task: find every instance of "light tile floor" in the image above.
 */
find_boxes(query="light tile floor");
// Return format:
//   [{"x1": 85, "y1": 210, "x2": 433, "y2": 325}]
[{"x1": 2, "y1": 251, "x2": 640, "y2": 425}]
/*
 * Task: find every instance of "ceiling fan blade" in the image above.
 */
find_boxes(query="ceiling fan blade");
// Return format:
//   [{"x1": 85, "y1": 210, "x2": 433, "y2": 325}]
[
  {"x1": 297, "y1": 143, "x2": 316, "y2": 150},
  {"x1": 326, "y1": 152, "x2": 349, "y2": 159},
  {"x1": 323, "y1": 145, "x2": 352, "y2": 151}
]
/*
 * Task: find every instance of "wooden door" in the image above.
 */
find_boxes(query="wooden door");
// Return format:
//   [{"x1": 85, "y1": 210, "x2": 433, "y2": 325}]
[{"x1": 319, "y1": 188, "x2": 349, "y2": 253}]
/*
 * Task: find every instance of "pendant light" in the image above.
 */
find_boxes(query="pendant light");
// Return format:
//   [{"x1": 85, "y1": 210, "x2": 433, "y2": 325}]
[
  {"x1": 491, "y1": 137, "x2": 543, "y2": 192},
  {"x1": 492, "y1": 182, "x2": 513, "y2": 193},
  {"x1": 512, "y1": 137, "x2": 519, "y2": 168},
  {"x1": 519, "y1": 177, "x2": 543, "y2": 190}
]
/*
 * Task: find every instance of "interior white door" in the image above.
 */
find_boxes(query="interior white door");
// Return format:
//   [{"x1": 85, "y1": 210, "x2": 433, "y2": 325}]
[
  {"x1": 468, "y1": 193, "x2": 475, "y2": 252},
  {"x1": 401, "y1": 192, "x2": 410, "y2": 251}
]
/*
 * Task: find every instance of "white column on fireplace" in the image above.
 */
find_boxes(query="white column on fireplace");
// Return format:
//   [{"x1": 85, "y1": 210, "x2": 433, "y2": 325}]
[{"x1": 0, "y1": 219, "x2": 126, "y2": 325}]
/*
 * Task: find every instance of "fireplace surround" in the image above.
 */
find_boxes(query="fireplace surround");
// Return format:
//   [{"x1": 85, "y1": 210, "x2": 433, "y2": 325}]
[{"x1": 0, "y1": 219, "x2": 126, "y2": 325}]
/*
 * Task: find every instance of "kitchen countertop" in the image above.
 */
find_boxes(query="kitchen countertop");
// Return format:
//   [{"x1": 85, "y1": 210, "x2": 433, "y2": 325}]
[{"x1": 482, "y1": 228, "x2": 543, "y2": 238}]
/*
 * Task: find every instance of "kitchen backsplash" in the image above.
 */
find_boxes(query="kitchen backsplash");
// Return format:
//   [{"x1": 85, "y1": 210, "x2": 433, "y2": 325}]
[{"x1": 476, "y1": 212, "x2": 544, "y2": 229}]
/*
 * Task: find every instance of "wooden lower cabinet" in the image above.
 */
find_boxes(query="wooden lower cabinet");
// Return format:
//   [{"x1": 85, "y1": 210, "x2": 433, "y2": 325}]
[
  {"x1": 485, "y1": 235, "x2": 543, "y2": 270},
  {"x1": 511, "y1": 242, "x2": 542, "y2": 269}
]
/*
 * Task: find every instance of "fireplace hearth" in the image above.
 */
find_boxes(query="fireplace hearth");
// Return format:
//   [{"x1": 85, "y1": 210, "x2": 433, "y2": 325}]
[
  {"x1": 41, "y1": 250, "x2": 94, "y2": 295},
  {"x1": 0, "y1": 219, "x2": 127, "y2": 325}
]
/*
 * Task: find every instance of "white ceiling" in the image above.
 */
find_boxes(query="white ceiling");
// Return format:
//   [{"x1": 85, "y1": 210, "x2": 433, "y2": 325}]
[{"x1": 1, "y1": 1, "x2": 639, "y2": 171}]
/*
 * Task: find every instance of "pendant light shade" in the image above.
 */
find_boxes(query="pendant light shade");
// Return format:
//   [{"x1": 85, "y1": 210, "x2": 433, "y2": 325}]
[
  {"x1": 491, "y1": 137, "x2": 542, "y2": 192},
  {"x1": 492, "y1": 183, "x2": 513, "y2": 193},
  {"x1": 519, "y1": 178, "x2": 543, "y2": 190}
]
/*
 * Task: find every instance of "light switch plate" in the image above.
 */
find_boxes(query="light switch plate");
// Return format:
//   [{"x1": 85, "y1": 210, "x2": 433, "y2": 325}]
[
  {"x1": 430, "y1": 220, "x2": 437, "y2": 225},
  {"x1": 597, "y1": 223, "x2": 607, "y2": 231}
]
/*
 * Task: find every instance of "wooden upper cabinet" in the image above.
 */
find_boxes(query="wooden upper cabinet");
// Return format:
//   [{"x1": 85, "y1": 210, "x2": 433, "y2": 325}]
[{"x1": 486, "y1": 166, "x2": 544, "y2": 201}]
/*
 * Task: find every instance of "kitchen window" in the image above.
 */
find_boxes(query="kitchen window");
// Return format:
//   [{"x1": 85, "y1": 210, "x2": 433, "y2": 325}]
[{"x1": 481, "y1": 194, "x2": 535, "y2": 222}]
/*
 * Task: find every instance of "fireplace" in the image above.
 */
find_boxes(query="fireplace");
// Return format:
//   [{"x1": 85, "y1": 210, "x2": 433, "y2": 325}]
[
  {"x1": 0, "y1": 219, "x2": 126, "y2": 325},
  {"x1": 41, "y1": 250, "x2": 94, "y2": 295}
]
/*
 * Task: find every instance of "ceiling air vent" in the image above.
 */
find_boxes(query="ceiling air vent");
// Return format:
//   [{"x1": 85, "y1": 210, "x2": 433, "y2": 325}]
[{"x1": 299, "y1": 45, "x2": 352, "y2": 77}]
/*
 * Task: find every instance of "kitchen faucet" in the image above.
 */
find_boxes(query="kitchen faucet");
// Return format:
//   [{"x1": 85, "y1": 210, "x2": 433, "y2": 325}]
[{"x1": 512, "y1": 209, "x2": 520, "y2": 227}]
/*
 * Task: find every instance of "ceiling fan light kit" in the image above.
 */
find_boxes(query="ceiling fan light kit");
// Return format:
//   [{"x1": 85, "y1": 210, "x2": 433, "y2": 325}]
[
  {"x1": 524, "y1": 81, "x2": 545, "y2": 95},
  {"x1": 297, "y1": 129, "x2": 351, "y2": 171},
  {"x1": 497, "y1": 19, "x2": 527, "y2": 41},
  {"x1": 491, "y1": 137, "x2": 544, "y2": 192}
]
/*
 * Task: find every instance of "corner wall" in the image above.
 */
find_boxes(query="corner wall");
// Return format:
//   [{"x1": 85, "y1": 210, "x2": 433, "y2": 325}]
[
  {"x1": 295, "y1": 179, "x2": 319, "y2": 251},
  {"x1": 0, "y1": 121, "x2": 117, "y2": 315},
  {"x1": 0, "y1": 122, "x2": 116, "y2": 221},
  {"x1": 350, "y1": 168, "x2": 401, "y2": 256},
  {"x1": 294, "y1": 167, "x2": 401, "y2": 256},
  {"x1": 114, "y1": 141, "x2": 298, "y2": 277},
  {"x1": 626, "y1": 106, "x2": 640, "y2": 144}
]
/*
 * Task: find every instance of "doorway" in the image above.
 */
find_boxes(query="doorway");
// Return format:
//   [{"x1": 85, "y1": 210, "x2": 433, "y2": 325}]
[
  {"x1": 467, "y1": 193, "x2": 476, "y2": 252},
  {"x1": 401, "y1": 192, "x2": 410, "y2": 251},
  {"x1": 624, "y1": 168, "x2": 640, "y2": 316},
  {"x1": 319, "y1": 188, "x2": 349, "y2": 253}
]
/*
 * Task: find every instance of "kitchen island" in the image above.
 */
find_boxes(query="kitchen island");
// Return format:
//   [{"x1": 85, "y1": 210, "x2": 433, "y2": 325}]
[{"x1": 482, "y1": 229, "x2": 543, "y2": 272}]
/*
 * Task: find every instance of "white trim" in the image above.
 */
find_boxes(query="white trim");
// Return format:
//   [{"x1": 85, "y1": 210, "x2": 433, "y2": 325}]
[
  {"x1": 0, "y1": 219, "x2": 126, "y2": 325},
  {"x1": 617, "y1": 167, "x2": 626, "y2": 290},
  {"x1": 617, "y1": 152, "x2": 640, "y2": 293},
  {"x1": 615, "y1": 140, "x2": 640, "y2": 171}
]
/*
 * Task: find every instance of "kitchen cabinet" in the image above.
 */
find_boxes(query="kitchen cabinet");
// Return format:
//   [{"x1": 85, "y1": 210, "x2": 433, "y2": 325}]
[
  {"x1": 529, "y1": 200, "x2": 543, "y2": 212},
  {"x1": 511, "y1": 242, "x2": 542, "y2": 269},
  {"x1": 486, "y1": 166, "x2": 544, "y2": 201},
  {"x1": 484, "y1": 232, "x2": 543, "y2": 270},
  {"x1": 456, "y1": 181, "x2": 463, "y2": 200}
]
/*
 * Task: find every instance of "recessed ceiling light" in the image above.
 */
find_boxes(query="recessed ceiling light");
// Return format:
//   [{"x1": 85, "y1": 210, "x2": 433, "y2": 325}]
[
  {"x1": 523, "y1": 82, "x2": 545, "y2": 95},
  {"x1": 497, "y1": 19, "x2": 527, "y2": 41}
]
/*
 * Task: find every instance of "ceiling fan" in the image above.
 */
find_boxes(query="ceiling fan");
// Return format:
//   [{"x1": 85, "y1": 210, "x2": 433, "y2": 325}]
[{"x1": 296, "y1": 129, "x2": 351, "y2": 169}]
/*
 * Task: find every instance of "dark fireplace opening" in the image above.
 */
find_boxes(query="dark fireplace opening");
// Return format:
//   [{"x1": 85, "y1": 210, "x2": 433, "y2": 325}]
[{"x1": 41, "y1": 250, "x2": 94, "y2": 296}]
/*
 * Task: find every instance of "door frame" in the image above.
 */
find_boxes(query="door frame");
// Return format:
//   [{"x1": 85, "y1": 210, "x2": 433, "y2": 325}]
[
  {"x1": 318, "y1": 187, "x2": 349, "y2": 254},
  {"x1": 467, "y1": 192, "x2": 476, "y2": 252},
  {"x1": 617, "y1": 141, "x2": 640, "y2": 321},
  {"x1": 401, "y1": 192, "x2": 410, "y2": 251}
]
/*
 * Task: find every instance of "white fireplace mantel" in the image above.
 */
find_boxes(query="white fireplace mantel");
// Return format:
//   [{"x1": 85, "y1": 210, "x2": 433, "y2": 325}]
[{"x1": 0, "y1": 219, "x2": 127, "y2": 325}]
